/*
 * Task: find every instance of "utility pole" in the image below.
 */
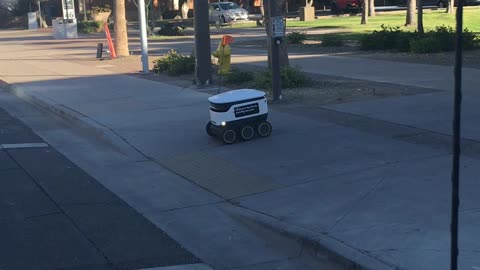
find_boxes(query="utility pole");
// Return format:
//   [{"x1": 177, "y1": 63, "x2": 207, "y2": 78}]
[
  {"x1": 193, "y1": 0, "x2": 212, "y2": 85},
  {"x1": 450, "y1": 0, "x2": 465, "y2": 269},
  {"x1": 266, "y1": 0, "x2": 283, "y2": 101},
  {"x1": 138, "y1": 0, "x2": 149, "y2": 73}
]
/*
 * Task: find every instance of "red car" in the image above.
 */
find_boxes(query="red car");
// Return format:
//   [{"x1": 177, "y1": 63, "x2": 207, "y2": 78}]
[{"x1": 331, "y1": 0, "x2": 362, "y2": 13}]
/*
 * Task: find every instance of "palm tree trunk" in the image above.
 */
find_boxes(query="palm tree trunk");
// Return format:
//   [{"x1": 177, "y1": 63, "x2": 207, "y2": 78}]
[
  {"x1": 417, "y1": 0, "x2": 424, "y2": 33},
  {"x1": 368, "y1": 0, "x2": 375, "y2": 16},
  {"x1": 114, "y1": 0, "x2": 130, "y2": 56},
  {"x1": 361, "y1": 0, "x2": 368, "y2": 24},
  {"x1": 405, "y1": 0, "x2": 416, "y2": 26},
  {"x1": 446, "y1": 0, "x2": 454, "y2": 13}
]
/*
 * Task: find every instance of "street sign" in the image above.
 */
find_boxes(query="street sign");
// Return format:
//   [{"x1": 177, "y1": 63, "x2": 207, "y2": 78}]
[
  {"x1": 62, "y1": 0, "x2": 76, "y2": 19},
  {"x1": 270, "y1": 16, "x2": 284, "y2": 38}
]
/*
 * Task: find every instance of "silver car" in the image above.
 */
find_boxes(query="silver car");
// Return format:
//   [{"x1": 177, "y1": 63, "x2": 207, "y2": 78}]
[{"x1": 209, "y1": 2, "x2": 249, "y2": 24}]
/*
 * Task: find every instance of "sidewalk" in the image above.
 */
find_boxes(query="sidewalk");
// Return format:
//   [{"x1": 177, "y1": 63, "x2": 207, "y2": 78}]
[{"x1": 1, "y1": 30, "x2": 479, "y2": 270}]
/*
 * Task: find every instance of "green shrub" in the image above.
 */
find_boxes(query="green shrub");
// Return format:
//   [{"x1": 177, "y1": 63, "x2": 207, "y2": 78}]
[
  {"x1": 254, "y1": 66, "x2": 309, "y2": 90},
  {"x1": 360, "y1": 24, "x2": 477, "y2": 53},
  {"x1": 157, "y1": 23, "x2": 185, "y2": 36},
  {"x1": 321, "y1": 34, "x2": 345, "y2": 47},
  {"x1": 281, "y1": 66, "x2": 308, "y2": 88},
  {"x1": 91, "y1": 4, "x2": 111, "y2": 14},
  {"x1": 395, "y1": 31, "x2": 415, "y2": 52},
  {"x1": 409, "y1": 26, "x2": 477, "y2": 53},
  {"x1": 410, "y1": 36, "x2": 442, "y2": 53},
  {"x1": 360, "y1": 25, "x2": 408, "y2": 50},
  {"x1": 77, "y1": 20, "x2": 101, "y2": 34},
  {"x1": 287, "y1": 31, "x2": 307, "y2": 44},
  {"x1": 254, "y1": 70, "x2": 273, "y2": 90},
  {"x1": 430, "y1": 26, "x2": 456, "y2": 51},
  {"x1": 153, "y1": 50, "x2": 195, "y2": 76},
  {"x1": 462, "y1": 29, "x2": 478, "y2": 50},
  {"x1": 224, "y1": 70, "x2": 254, "y2": 84}
]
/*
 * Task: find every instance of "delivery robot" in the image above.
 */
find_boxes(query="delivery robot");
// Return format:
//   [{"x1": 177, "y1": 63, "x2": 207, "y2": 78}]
[{"x1": 206, "y1": 89, "x2": 272, "y2": 144}]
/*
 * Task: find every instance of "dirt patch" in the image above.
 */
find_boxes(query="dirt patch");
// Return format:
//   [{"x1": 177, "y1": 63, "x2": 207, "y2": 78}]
[
  {"x1": 73, "y1": 53, "x2": 439, "y2": 107},
  {"x1": 277, "y1": 79, "x2": 436, "y2": 106}
]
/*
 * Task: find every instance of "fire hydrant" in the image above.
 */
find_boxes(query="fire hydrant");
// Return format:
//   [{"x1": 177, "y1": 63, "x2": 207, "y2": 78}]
[{"x1": 212, "y1": 36, "x2": 233, "y2": 75}]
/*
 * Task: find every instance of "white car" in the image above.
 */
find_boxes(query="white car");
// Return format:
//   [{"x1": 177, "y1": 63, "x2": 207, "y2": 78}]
[{"x1": 209, "y1": 2, "x2": 249, "y2": 24}]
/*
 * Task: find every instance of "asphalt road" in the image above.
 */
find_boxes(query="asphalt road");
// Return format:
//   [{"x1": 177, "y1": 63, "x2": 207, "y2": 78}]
[{"x1": 0, "y1": 98, "x2": 200, "y2": 270}]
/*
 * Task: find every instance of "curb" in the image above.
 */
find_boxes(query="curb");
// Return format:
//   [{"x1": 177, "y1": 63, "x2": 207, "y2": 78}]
[
  {"x1": 227, "y1": 205, "x2": 398, "y2": 270},
  {"x1": 3, "y1": 83, "x2": 147, "y2": 161}
]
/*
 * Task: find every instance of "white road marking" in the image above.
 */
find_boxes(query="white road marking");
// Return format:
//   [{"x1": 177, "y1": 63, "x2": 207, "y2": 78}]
[
  {"x1": 140, "y1": 263, "x2": 213, "y2": 270},
  {"x1": 96, "y1": 65, "x2": 114, "y2": 68},
  {"x1": 1, "y1": 143, "x2": 49, "y2": 149}
]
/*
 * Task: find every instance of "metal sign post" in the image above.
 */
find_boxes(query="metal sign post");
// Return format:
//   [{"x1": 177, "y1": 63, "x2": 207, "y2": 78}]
[
  {"x1": 450, "y1": 0, "x2": 465, "y2": 269},
  {"x1": 268, "y1": 1, "x2": 284, "y2": 101},
  {"x1": 138, "y1": 0, "x2": 150, "y2": 73}
]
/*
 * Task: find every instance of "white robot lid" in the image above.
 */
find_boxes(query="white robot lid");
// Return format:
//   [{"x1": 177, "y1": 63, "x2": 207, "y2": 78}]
[{"x1": 208, "y1": 89, "x2": 265, "y2": 104}]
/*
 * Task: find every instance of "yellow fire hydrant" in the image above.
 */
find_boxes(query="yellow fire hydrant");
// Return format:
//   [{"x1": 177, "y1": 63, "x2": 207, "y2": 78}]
[{"x1": 213, "y1": 35, "x2": 233, "y2": 75}]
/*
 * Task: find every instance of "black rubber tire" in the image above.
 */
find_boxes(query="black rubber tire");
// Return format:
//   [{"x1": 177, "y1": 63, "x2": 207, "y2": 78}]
[
  {"x1": 221, "y1": 15, "x2": 227, "y2": 24},
  {"x1": 438, "y1": 1, "x2": 445, "y2": 8},
  {"x1": 206, "y1": 122, "x2": 214, "y2": 137},
  {"x1": 256, "y1": 121, "x2": 272, "y2": 137},
  {"x1": 240, "y1": 125, "x2": 255, "y2": 141},
  {"x1": 222, "y1": 129, "x2": 237, "y2": 144}
]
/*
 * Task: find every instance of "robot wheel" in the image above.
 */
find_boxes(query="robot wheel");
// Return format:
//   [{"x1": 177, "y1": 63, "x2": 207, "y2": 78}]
[
  {"x1": 240, "y1": 125, "x2": 255, "y2": 141},
  {"x1": 222, "y1": 129, "x2": 237, "y2": 144},
  {"x1": 256, "y1": 121, "x2": 272, "y2": 137}
]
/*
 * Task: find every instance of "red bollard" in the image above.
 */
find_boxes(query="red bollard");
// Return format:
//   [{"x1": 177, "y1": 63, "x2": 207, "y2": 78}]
[{"x1": 104, "y1": 22, "x2": 117, "y2": 59}]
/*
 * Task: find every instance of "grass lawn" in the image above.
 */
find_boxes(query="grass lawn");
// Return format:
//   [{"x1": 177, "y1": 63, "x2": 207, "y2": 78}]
[
  {"x1": 232, "y1": 7, "x2": 479, "y2": 35},
  {"x1": 287, "y1": 7, "x2": 480, "y2": 33}
]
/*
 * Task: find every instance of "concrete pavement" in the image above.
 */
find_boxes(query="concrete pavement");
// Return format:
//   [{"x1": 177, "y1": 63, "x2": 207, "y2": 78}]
[{"x1": 1, "y1": 29, "x2": 480, "y2": 270}]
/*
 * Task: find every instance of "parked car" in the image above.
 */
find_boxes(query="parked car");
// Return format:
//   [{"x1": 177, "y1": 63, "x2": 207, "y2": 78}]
[
  {"x1": 423, "y1": 0, "x2": 479, "y2": 8},
  {"x1": 209, "y1": 2, "x2": 249, "y2": 24},
  {"x1": 331, "y1": 0, "x2": 361, "y2": 13},
  {"x1": 466, "y1": 0, "x2": 480, "y2": 5}
]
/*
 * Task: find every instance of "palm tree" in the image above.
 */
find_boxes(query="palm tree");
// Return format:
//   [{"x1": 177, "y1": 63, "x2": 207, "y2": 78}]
[
  {"x1": 361, "y1": 0, "x2": 368, "y2": 24},
  {"x1": 405, "y1": 0, "x2": 416, "y2": 26},
  {"x1": 369, "y1": 0, "x2": 375, "y2": 16},
  {"x1": 417, "y1": 0, "x2": 424, "y2": 33},
  {"x1": 114, "y1": 0, "x2": 130, "y2": 56},
  {"x1": 446, "y1": 0, "x2": 454, "y2": 13}
]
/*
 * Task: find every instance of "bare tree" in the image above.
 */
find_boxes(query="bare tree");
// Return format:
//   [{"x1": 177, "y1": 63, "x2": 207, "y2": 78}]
[
  {"x1": 446, "y1": 0, "x2": 454, "y2": 13},
  {"x1": 114, "y1": 0, "x2": 130, "y2": 56},
  {"x1": 368, "y1": 0, "x2": 375, "y2": 16},
  {"x1": 417, "y1": 0, "x2": 424, "y2": 33},
  {"x1": 263, "y1": 0, "x2": 289, "y2": 68},
  {"x1": 405, "y1": 0, "x2": 416, "y2": 26},
  {"x1": 361, "y1": 0, "x2": 368, "y2": 24}
]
